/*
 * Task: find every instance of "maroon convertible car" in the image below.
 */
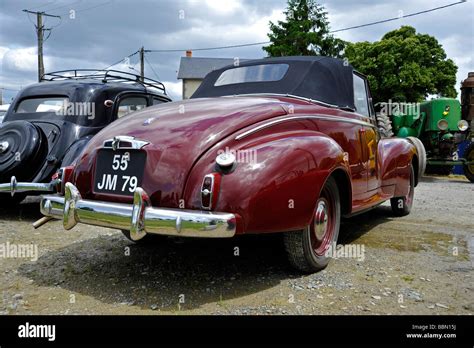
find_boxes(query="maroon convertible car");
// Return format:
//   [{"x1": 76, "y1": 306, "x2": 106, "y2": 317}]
[{"x1": 1, "y1": 57, "x2": 424, "y2": 273}]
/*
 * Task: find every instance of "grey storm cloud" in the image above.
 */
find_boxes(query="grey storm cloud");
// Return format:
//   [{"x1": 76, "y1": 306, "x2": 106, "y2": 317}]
[{"x1": 0, "y1": 0, "x2": 473, "y2": 102}]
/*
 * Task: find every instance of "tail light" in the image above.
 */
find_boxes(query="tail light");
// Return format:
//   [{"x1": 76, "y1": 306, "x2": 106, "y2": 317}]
[
  {"x1": 201, "y1": 173, "x2": 221, "y2": 210},
  {"x1": 52, "y1": 166, "x2": 75, "y2": 195}
]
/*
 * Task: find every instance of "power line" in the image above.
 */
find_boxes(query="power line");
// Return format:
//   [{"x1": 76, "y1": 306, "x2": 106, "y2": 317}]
[
  {"x1": 146, "y1": 41, "x2": 270, "y2": 53},
  {"x1": 144, "y1": 55, "x2": 161, "y2": 81},
  {"x1": 42, "y1": 0, "x2": 83, "y2": 13},
  {"x1": 102, "y1": 50, "x2": 139, "y2": 70},
  {"x1": 330, "y1": 0, "x2": 466, "y2": 33},
  {"x1": 25, "y1": 1, "x2": 57, "y2": 11},
  {"x1": 146, "y1": 0, "x2": 466, "y2": 53},
  {"x1": 55, "y1": 0, "x2": 113, "y2": 16}
]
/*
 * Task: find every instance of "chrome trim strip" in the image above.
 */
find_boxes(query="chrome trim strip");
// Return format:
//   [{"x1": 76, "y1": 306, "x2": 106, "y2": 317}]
[
  {"x1": 103, "y1": 135, "x2": 149, "y2": 150},
  {"x1": 235, "y1": 115, "x2": 376, "y2": 140},
  {"x1": 40, "y1": 183, "x2": 236, "y2": 238},
  {"x1": 0, "y1": 176, "x2": 59, "y2": 197},
  {"x1": 225, "y1": 93, "x2": 353, "y2": 110}
]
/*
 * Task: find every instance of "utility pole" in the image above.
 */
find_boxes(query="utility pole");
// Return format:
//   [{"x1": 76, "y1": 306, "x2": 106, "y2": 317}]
[
  {"x1": 23, "y1": 10, "x2": 61, "y2": 82},
  {"x1": 139, "y1": 46, "x2": 145, "y2": 82}
]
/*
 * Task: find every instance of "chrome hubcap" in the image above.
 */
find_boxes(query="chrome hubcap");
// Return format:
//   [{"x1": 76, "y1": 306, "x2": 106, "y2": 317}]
[
  {"x1": 0, "y1": 141, "x2": 9, "y2": 154},
  {"x1": 314, "y1": 199, "x2": 329, "y2": 241}
]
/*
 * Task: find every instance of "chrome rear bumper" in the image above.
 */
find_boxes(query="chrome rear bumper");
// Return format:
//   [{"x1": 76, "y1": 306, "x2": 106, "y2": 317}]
[
  {"x1": 40, "y1": 183, "x2": 236, "y2": 240},
  {"x1": 0, "y1": 176, "x2": 58, "y2": 196}
]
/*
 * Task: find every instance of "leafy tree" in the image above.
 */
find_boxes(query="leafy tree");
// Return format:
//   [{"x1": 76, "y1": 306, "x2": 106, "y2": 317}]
[
  {"x1": 345, "y1": 26, "x2": 458, "y2": 104},
  {"x1": 263, "y1": 0, "x2": 345, "y2": 58}
]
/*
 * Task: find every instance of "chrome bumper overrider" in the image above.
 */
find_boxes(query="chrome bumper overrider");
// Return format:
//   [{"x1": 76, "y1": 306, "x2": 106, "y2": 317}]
[{"x1": 40, "y1": 183, "x2": 236, "y2": 240}]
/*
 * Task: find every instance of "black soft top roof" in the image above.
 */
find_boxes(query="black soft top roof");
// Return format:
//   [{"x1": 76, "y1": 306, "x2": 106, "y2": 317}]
[{"x1": 191, "y1": 56, "x2": 356, "y2": 110}]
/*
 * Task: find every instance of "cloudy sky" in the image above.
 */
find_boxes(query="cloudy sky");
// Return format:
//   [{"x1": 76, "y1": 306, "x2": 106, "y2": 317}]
[{"x1": 0, "y1": 0, "x2": 473, "y2": 102}]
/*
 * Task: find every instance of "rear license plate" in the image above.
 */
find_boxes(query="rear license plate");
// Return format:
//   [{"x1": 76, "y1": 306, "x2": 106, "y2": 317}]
[{"x1": 94, "y1": 149, "x2": 146, "y2": 196}]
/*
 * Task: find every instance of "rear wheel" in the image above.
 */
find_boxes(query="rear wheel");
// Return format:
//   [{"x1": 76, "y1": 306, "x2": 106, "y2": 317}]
[
  {"x1": 390, "y1": 166, "x2": 415, "y2": 216},
  {"x1": 463, "y1": 142, "x2": 474, "y2": 183},
  {"x1": 284, "y1": 177, "x2": 341, "y2": 273}
]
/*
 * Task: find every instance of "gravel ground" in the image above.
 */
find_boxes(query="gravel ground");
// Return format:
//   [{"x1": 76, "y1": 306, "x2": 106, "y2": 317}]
[{"x1": 0, "y1": 175, "x2": 473, "y2": 315}]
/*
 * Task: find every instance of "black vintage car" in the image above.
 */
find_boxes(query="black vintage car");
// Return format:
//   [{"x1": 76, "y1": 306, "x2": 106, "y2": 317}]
[{"x1": 0, "y1": 69, "x2": 171, "y2": 206}]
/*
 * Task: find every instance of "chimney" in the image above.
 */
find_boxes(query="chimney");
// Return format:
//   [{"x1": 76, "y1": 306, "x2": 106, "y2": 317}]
[{"x1": 186, "y1": 50, "x2": 192, "y2": 57}]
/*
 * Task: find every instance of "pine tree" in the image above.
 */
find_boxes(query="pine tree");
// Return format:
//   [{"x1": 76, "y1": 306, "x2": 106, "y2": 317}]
[{"x1": 263, "y1": 0, "x2": 345, "y2": 57}]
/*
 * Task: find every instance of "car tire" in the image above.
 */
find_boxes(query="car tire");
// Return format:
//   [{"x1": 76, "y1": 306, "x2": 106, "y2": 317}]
[
  {"x1": 120, "y1": 230, "x2": 167, "y2": 244},
  {"x1": 462, "y1": 141, "x2": 474, "y2": 183},
  {"x1": 284, "y1": 177, "x2": 341, "y2": 273},
  {"x1": 390, "y1": 165, "x2": 415, "y2": 216},
  {"x1": 375, "y1": 112, "x2": 394, "y2": 138}
]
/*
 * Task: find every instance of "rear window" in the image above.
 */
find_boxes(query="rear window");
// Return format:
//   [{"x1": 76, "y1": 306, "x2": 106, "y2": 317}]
[
  {"x1": 15, "y1": 97, "x2": 68, "y2": 113},
  {"x1": 214, "y1": 64, "x2": 289, "y2": 86},
  {"x1": 117, "y1": 96, "x2": 148, "y2": 118}
]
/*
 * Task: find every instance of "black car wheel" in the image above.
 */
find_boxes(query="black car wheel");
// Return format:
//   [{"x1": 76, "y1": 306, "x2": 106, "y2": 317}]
[
  {"x1": 463, "y1": 141, "x2": 474, "y2": 183},
  {"x1": 0, "y1": 121, "x2": 47, "y2": 182},
  {"x1": 284, "y1": 176, "x2": 341, "y2": 273},
  {"x1": 390, "y1": 166, "x2": 415, "y2": 216}
]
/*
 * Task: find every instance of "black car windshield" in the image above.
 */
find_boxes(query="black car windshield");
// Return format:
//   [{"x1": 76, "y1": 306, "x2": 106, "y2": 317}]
[{"x1": 214, "y1": 64, "x2": 289, "y2": 86}]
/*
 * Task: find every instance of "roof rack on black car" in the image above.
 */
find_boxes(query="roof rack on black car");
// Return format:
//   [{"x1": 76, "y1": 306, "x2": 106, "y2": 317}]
[{"x1": 41, "y1": 69, "x2": 167, "y2": 94}]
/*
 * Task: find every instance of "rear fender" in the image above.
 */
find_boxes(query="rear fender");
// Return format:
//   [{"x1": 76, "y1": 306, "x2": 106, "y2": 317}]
[
  {"x1": 184, "y1": 131, "x2": 351, "y2": 234},
  {"x1": 379, "y1": 138, "x2": 417, "y2": 197}
]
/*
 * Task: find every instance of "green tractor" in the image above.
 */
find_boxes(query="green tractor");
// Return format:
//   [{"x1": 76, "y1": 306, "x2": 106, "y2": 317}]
[{"x1": 376, "y1": 72, "x2": 474, "y2": 182}]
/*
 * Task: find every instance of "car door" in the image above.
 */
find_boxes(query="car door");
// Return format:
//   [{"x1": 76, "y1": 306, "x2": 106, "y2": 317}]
[{"x1": 353, "y1": 73, "x2": 380, "y2": 192}]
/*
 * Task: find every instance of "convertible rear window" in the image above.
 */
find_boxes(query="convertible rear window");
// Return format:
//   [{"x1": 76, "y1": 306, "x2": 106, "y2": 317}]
[
  {"x1": 214, "y1": 64, "x2": 289, "y2": 86},
  {"x1": 15, "y1": 97, "x2": 68, "y2": 113}
]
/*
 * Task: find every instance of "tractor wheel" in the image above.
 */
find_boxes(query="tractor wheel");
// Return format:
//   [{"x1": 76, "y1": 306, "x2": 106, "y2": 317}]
[
  {"x1": 375, "y1": 112, "x2": 394, "y2": 138},
  {"x1": 463, "y1": 142, "x2": 474, "y2": 183}
]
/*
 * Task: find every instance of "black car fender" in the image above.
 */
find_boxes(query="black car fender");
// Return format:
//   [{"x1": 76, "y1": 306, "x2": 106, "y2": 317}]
[{"x1": 61, "y1": 136, "x2": 94, "y2": 167}]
